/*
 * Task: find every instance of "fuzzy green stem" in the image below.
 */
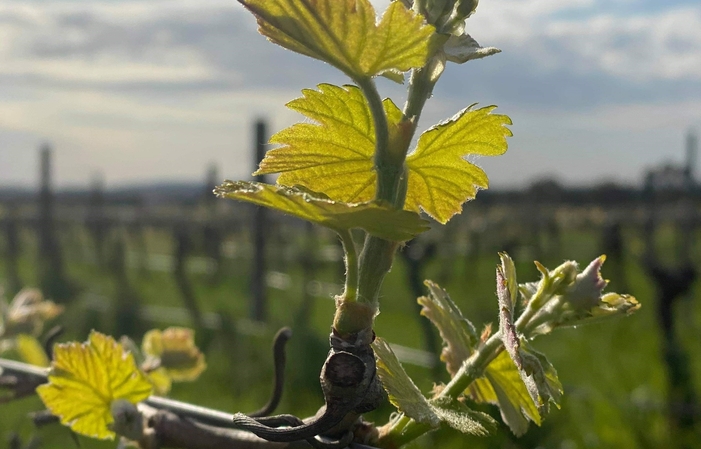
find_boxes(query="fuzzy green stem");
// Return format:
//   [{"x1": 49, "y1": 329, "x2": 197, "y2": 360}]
[
  {"x1": 403, "y1": 67, "x2": 437, "y2": 131},
  {"x1": 332, "y1": 76, "x2": 399, "y2": 336},
  {"x1": 334, "y1": 69, "x2": 439, "y2": 335},
  {"x1": 356, "y1": 76, "x2": 402, "y2": 206},
  {"x1": 377, "y1": 332, "x2": 504, "y2": 448},
  {"x1": 339, "y1": 230, "x2": 358, "y2": 303}
]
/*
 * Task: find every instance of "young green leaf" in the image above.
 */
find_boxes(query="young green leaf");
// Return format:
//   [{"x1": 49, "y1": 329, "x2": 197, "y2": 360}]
[
  {"x1": 496, "y1": 253, "x2": 562, "y2": 420},
  {"x1": 373, "y1": 337, "x2": 440, "y2": 427},
  {"x1": 238, "y1": 0, "x2": 436, "y2": 80},
  {"x1": 418, "y1": 280, "x2": 478, "y2": 376},
  {"x1": 36, "y1": 331, "x2": 153, "y2": 440},
  {"x1": 466, "y1": 351, "x2": 540, "y2": 436},
  {"x1": 142, "y1": 327, "x2": 206, "y2": 382},
  {"x1": 15, "y1": 334, "x2": 50, "y2": 367},
  {"x1": 256, "y1": 84, "x2": 399, "y2": 203},
  {"x1": 215, "y1": 181, "x2": 428, "y2": 241},
  {"x1": 443, "y1": 33, "x2": 501, "y2": 64},
  {"x1": 430, "y1": 397, "x2": 496, "y2": 437},
  {"x1": 405, "y1": 105, "x2": 512, "y2": 223},
  {"x1": 257, "y1": 85, "x2": 511, "y2": 224},
  {"x1": 496, "y1": 253, "x2": 519, "y2": 367},
  {"x1": 374, "y1": 338, "x2": 493, "y2": 436},
  {"x1": 518, "y1": 342, "x2": 563, "y2": 417},
  {"x1": 1, "y1": 288, "x2": 63, "y2": 338}
]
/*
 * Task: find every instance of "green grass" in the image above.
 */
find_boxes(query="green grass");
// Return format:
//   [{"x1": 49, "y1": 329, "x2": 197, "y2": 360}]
[{"x1": 1, "y1": 220, "x2": 700, "y2": 448}]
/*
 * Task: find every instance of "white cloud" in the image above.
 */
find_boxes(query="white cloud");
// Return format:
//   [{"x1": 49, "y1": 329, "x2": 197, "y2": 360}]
[
  {"x1": 471, "y1": 2, "x2": 701, "y2": 81},
  {"x1": 0, "y1": 0, "x2": 699, "y2": 189}
]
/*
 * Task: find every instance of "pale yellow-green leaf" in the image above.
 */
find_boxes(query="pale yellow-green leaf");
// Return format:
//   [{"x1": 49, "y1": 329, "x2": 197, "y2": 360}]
[
  {"x1": 418, "y1": 280, "x2": 477, "y2": 376},
  {"x1": 466, "y1": 351, "x2": 540, "y2": 436},
  {"x1": 215, "y1": 181, "x2": 429, "y2": 241},
  {"x1": 147, "y1": 367, "x2": 173, "y2": 395},
  {"x1": 36, "y1": 331, "x2": 153, "y2": 440},
  {"x1": 373, "y1": 337, "x2": 440, "y2": 427},
  {"x1": 15, "y1": 334, "x2": 49, "y2": 367},
  {"x1": 142, "y1": 328, "x2": 206, "y2": 383},
  {"x1": 256, "y1": 85, "x2": 511, "y2": 224},
  {"x1": 256, "y1": 84, "x2": 399, "y2": 203},
  {"x1": 238, "y1": 0, "x2": 435, "y2": 79},
  {"x1": 405, "y1": 105, "x2": 512, "y2": 223}
]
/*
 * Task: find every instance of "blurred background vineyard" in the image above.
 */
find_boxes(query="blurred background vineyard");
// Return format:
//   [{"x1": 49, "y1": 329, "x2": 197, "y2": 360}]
[{"x1": 1, "y1": 123, "x2": 700, "y2": 448}]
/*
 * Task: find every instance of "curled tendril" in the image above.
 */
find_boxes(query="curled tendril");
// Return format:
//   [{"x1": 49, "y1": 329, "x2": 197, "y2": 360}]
[
  {"x1": 232, "y1": 328, "x2": 384, "y2": 448},
  {"x1": 248, "y1": 327, "x2": 293, "y2": 418}
]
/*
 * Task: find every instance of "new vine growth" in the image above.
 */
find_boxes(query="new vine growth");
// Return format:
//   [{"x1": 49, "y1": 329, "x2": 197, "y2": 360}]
[{"x1": 1, "y1": 0, "x2": 641, "y2": 448}]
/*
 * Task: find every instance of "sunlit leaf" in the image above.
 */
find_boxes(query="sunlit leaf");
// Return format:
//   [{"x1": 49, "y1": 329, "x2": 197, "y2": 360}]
[
  {"x1": 405, "y1": 105, "x2": 512, "y2": 223},
  {"x1": 418, "y1": 280, "x2": 477, "y2": 376},
  {"x1": 142, "y1": 328, "x2": 206, "y2": 383},
  {"x1": 147, "y1": 367, "x2": 173, "y2": 396},
  {"x1": 373, "y1": 337, "x2": 439, "y2": 427},
  {"x1": 256, "y1": 84, "x2": 397, "y2": 203},
  {"x1": 466, "y1": 351, "x2": 540, "y2": 436},
  {"x1": 215, "y1": 181, "x2": 429, "y2": 241},
  {"x1": 15, "y1": 334, "x2": 49, "y2": 367},
  {"x1": 36, "y1": 331, "x2": 153, "y2": 440},
  {"x1": 257, "y1": 85, "x2": 510, "y2": 224},
  {"x1": 238, "y1": 0, "x2": 435, "y2": 79}
]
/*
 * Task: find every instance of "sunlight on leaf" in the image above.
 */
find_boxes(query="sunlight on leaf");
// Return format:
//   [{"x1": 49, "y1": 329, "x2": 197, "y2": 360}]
[
  {"x1": 15, "y1": 334, "x2": 49, "y2": 367},
  {"x1": 467, "y1": 351, "x2": 540, "y2": 436},
  {"x1": 215, "y1": 181, "x2": 428, "y2": 241},
  {"x1": 142, "y1": 327, "x2": 206, "y2": 383},
  {"x1": 256, "y1": 85, "x2": 510, "y2": 224},
  {"x1": 238, "y1": 0, "x2": 435, "y2": 79},
  {"x1": 36, "y1": 331, "x2": 153, "y2": 440},
  {"x1": 405, "y1": 105, "x2": 512, "y2": 223},
  {"x1": 256, "y1": 84, "x2": 397, "y2": 203}
]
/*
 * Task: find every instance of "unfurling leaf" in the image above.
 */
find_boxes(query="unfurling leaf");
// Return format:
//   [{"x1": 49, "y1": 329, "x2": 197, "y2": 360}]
[
  {"x1": 466, "y1": 351, "x2": 540, "y2": 436},
  {"x1": 374, "y1": 338, "x2": 494, "y2": 436},
  {"x1": 36, "y1": 331, "x2": 153, "y2": 440},
  {"x1": 405, "y1": 105, "x2": 512, "y2": 223},
  {"x1": 257, "y1": 84, "x2": 511, "y2": 224},
  {"x1": 142, "y1": 327, "x2": 206, "y2": 382},
  {"x1": 215, "y1": 181, "x2": 429, "y2": 241},
  {"x1": 496, "y1": 253, "x2": 562, "y2": 422},
  {"x1": 496, "y1": 253, "x2": 519, "y2": 367},
  {"x1": 523, "y1": 256, "x2": 640, "y2": 336},
  {"x1": 238, "y1": 0, "x2": 436, "y2": 79},
  {"x1": 430, "y1": 396, "x2": 496, "y2": 436},
  {"x1": 443, "y1": 33, "x2": 501, "y2": 64},
  {"x1": 373, "y1": 337, "x2": 439, "y2": 427},
  {"x1": 418, "y1": 280, "x2": 477, "y2": 376},
  {"x1": 0, "y1": 288, "x2": 63, "y2": 338},
  {"x1": 518, "y1": 342, "x2": 563, "y2": 417}
]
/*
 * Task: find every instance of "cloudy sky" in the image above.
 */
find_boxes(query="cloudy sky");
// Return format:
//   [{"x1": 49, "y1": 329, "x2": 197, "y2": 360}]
[{"x1": 0, "y1": 0, "x2": 700, "y2": 190}]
